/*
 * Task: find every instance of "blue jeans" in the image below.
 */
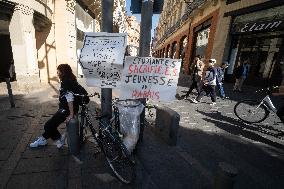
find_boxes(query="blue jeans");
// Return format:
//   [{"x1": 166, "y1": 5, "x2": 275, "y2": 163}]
[{"x1": 217, "y1": 82, "x2": 225, "y2": 98}]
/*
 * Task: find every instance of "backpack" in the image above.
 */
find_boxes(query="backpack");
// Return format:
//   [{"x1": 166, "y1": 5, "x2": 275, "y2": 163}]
[
  {"x1": 73, "y1": 83, "x2": 90, "y2": 105},
  {"x1": 216, "y1": 67, "x2": 224, "y2": 83},
  {"x1": 204, "y1": 67, "x2": 217, "y2": 85}
]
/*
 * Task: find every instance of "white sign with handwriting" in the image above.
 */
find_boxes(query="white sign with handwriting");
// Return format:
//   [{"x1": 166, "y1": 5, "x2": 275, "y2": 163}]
[
  {"x1": 119, "y1": 56, "x2": 181, "y2": 101},
  {"x1": 79, "y1": 32, "x2": 127, "y2": 88}
]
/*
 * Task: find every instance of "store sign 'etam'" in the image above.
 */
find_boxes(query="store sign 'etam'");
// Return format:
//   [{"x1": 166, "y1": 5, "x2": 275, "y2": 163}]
[{"x1": 232, "y1": 20, "x2": 283, "y2": 34}]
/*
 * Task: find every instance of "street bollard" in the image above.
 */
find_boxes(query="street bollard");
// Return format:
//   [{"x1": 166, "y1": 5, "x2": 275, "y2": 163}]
[
  {"x1": 214, "y1": 162, "x2": 238, "y2": 189},
  {"x1": 155, "y1": 106, "x2": 180, "y2": 146},
  {"x1": 66, "y1": 118, "x2": 79, "y2": 156}
]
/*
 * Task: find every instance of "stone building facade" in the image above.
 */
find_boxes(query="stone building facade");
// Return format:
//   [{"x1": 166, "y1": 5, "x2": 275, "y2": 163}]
[
  {"x1": 153, "y1": 0, "x2": 284, "y2": 87},
  {"x1": 125, "y1": 15, "x2": 140, "y2": 56},
  {"x1": 153, "y1": 0, "x2": 220, "y2": 75},
  {"x1": 0, "y1": 0, "x2": 139, "y2": 90}
]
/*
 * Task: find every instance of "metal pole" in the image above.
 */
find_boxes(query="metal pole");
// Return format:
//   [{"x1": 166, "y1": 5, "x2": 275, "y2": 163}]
[
  {"x1": 139, "y1": 0, "x2": 153, "y2": 57},
  {"x1": 101, "y1": 0, "x2": 114, "y2": 123},
  {"x1": 5, "y1": 78, "x2": 15, "y2": 108},
  {"x1": 138, "y1": 0, "x2": 153, "y2": 143}
]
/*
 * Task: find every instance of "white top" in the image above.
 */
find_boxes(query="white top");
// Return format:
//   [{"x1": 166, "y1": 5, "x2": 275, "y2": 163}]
[{"x1": 65, "y1": 92, "x2": 74, "y2": 103}]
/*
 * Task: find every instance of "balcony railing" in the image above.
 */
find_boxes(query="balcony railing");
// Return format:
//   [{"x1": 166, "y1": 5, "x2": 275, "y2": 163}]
[{"x1": 155, "y1": 0, "x2": 207, "y2": 47}]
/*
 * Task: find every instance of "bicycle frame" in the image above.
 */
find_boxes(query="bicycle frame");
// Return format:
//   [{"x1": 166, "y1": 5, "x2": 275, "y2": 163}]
[{"x1": 260, "y1": 95, "x2": 277, "y2": 113}]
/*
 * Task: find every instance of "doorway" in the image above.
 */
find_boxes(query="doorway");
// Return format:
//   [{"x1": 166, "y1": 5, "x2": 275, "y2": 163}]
[
  {"x1": 0, "y1": 35, "x2": 15, "y2": 82},
  {"x1": 234, "y1": 34, "x2": 283, "y2": 86}
]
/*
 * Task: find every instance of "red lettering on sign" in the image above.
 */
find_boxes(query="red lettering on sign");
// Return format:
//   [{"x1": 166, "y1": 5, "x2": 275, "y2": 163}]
[
  {"x1": 131, "y1": 89, "x2": 160, "y2": 100},
  {"x1": 165, "y1": 66, "x2": 170, "y2": 76}
]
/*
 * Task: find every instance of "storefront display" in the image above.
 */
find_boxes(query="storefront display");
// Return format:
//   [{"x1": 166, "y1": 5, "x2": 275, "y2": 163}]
[{"x1": 228, "y1": 5, "x2": 284, "y2": 86}]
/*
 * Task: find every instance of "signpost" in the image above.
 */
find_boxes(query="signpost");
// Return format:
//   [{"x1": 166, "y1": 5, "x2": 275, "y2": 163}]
[
  {"x1": 130, "y1": 0, "x2": 164, "y2": 14},
  {"x1": 101, "y1": 0, "x2": 114, "y2": 123},
  {"x1": 137, "y1": 0, "x2": 156, "y2": 143}
]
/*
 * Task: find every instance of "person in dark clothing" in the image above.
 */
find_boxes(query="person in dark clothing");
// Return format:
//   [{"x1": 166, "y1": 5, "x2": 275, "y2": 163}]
[
  {"x1": 30, "y1": 64, "x2": 84, "y2": 148},
  {"x1": 182, "y1": 55, "x2": 204, "y2": 99},
  {"x1": 191, "y1": 59, "x2": 217, "y2": 105},
  {"x1": 233, "y1": 60, "x2": 249, "y2": 92},
  {"x1": 216, "y1": 61, "x2": 229, "y2": 99}
]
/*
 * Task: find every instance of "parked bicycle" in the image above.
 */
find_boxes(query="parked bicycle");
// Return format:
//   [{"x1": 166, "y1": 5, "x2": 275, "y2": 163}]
[
  {"x1": 74, "y1": 92, "x2": 135, "y2": 184},
  {"x1": 234, "y1": 86, "x2": 280, "y2": 124}
]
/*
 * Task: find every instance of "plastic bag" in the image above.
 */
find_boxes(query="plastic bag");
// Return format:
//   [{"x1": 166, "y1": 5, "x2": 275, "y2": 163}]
[{"x1": 115, "y1": 100, "x2": 144, "y2": 153}]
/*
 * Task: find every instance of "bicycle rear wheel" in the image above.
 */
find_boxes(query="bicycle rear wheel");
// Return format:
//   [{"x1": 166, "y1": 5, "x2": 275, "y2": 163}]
[
  {"x1": 79, "y1": 114, "x2": 90, "y2": 146},
  {"x1": 234, "y1": 100, "x2": 269, "y2": 123},
  {"x1": 100, "y1": 131, "x2": 135, "y2": 184}
]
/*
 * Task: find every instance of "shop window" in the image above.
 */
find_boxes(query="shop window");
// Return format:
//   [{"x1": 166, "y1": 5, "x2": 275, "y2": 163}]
[
  {"x1": 171, "y1": 42, "x2": 177, "y2": 58},
  {"x1": 194, "y1": 27, "x2": 210, "y2": 58}
]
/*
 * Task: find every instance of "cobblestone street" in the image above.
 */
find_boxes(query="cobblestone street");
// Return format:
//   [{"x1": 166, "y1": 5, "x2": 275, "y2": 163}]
[{"x1": 0, "y1": 82, "x2": 283, "y2": 189}]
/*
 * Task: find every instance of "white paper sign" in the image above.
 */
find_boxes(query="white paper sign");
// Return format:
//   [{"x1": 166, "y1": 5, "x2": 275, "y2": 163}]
[
  {"x1": 79, "y1": 32, "x2": 127, "y2": 88},
  {"x1": 119, "y1": 56, "x2": 181, "y2": 101}
]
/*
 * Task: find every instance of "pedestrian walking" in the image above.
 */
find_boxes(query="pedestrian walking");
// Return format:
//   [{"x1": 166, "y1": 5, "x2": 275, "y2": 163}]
[
  {"x1": 30, "y1": 64, "x2": 88, "y2": 148},
  {"x1": 191, "y1": 59, "x2": 217, "y2": 105},
  {"x1": 182, "y1": 55, "x2": 204, "y2": 99},
  {"x1": 233, "y1": 60, "x2": 249, "y2": 92},
  {"x1": 216, "y1": 61, "x2": 229, "y2": 99}
]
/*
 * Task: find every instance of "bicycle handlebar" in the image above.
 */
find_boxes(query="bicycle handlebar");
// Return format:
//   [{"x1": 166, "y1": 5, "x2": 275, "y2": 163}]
[
  {"x1": 73, "y1": 92, "x2": 100, "y2": 98},
  {"x1": 255, "y1": 86, "x2": 279, "y2": 93}
]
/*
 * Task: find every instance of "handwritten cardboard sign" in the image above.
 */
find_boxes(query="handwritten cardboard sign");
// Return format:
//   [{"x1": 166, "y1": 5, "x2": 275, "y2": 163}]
[
  {"x1": 79, "y1": 32, "x2": 127, "y2": 88},
  {"x1": 119, "y1": 56, "x2": 181, "y2": 101}
]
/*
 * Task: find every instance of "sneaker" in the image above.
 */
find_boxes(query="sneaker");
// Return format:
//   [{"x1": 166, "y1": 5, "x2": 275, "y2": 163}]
[
  {"x1": 55, "y1": 134, "x2": 66, "y2": 149},
  {"x1": 210, "y1": 102, "x2": 216, "y2": 106},
  {"x1": 30, "y1": 136, "x2": 47, "y2": 148},
  {"x1": 191, "y1": 99, "x2": 198, "y2": 104}
]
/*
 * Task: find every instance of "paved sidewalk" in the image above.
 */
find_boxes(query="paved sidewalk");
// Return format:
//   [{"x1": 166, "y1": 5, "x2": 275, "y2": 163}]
[{"x1": 0, "y1": 82, "x2": 283, "y2": 189}]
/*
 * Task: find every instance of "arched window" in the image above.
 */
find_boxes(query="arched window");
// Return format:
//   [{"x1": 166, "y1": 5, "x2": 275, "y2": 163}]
[
  {"x1": 171, "y1": 41, "x2": 177, "y2": 58},
  {"x1": 166, "y1": 44, "x2": 170, "y2": 58},
  {"x1": 179, "y1": 36, "x2": 188, "y2": 70},
  {"x1": 179, "y1": 36, "x2": 188, "y2": 59}
]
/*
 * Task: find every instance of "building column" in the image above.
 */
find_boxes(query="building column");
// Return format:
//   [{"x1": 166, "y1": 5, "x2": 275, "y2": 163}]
[
  {"x1": 54, "y1": 0, "x2": 77, "y2": 72},
  {"x1": 9, "y1": 4, "x2": 39, "y2": 88},
  {"x1": 262, "y1": 38, "x2": 278, "y2": 78}
]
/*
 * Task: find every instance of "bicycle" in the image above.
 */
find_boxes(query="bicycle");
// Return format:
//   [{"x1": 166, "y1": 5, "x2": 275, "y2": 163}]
[
  {"x1": 234, "y1": 86, "x2": 280, "y2": 124},
  {"x1": 74, "y1": 92, "x2": 135, "y2": 184}
]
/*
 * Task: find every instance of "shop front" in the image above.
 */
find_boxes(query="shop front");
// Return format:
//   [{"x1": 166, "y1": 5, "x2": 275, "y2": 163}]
[{"x1": 227, "y1": 5, "x2": 284, "y2": 87}]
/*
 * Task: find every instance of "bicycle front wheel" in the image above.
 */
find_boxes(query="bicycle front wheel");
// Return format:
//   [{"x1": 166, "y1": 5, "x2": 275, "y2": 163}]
[
  {"x1": 234, "y1": 100, "x2": 269, "y2": 123},
  {"x1": 79, "y1": 114, "x2": 91, "y2": 146},
  {"x1": 100, "y1": 131, "x2": 135, "y2": 184}
]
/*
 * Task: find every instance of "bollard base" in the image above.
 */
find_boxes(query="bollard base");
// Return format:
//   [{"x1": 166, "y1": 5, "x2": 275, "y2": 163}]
[{"x1": 214, "y1": 162, "x2": 238, "y2": 189}]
